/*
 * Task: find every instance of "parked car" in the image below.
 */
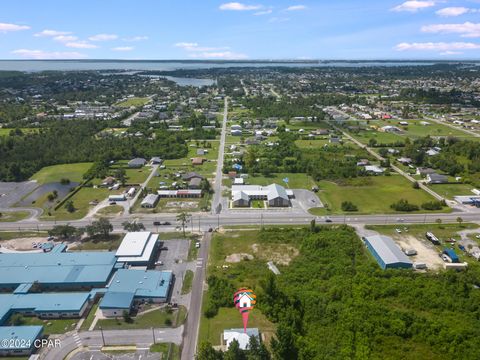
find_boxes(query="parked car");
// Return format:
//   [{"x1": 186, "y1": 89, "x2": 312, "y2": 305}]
[
  {"x1": 208, "y1": 227, "x2": 213, "y2": 232},
  {"x1": 395, "y1": 228, "x2": 402, "y2": 234},
  {"x1": 195, "y1": 242, "x2": 201, "y2": 248},
  {"x1": 109, "y1": 201, "x2": 116, "y2": 205},
  {"x1": 155, "y1": 261, "x2": 163, "y2": 266},
  {"x1": 32, "y1": 242, "x2": 37, "y2": 248},
  {"x1": 162, "y1": 221, "x2": 171, "y2": 226}
]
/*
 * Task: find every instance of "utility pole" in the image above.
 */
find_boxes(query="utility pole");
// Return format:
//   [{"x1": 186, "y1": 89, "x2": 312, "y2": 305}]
[{"x1": 152, "y1": 327, "x2": 156, "y2": 344}]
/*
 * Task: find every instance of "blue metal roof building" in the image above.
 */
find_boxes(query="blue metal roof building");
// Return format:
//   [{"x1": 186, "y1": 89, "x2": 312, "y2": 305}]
[
  {"x1": 443, "y1": 248, "x2": 459, "y2": 263},
  {"x1": 100, "y1": 269, "x2": 172, "y2": 313},
  {"x1": 0, "y1": 292, "x2": 91, "y2": 325},
  {"x1": 364, "y1": 235, "x2": 413, "y2": 270},
  {"x1": 0, "y1": 326, "x2": 43, "y2": 356},
  {"x1": 0, "y1": 251, "x2": 117, "y2": 290}
]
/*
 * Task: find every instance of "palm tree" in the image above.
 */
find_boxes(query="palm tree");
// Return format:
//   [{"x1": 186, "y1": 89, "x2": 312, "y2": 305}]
[{"x1": 176, "y1": 212, "x2": 191, "y2": 237}]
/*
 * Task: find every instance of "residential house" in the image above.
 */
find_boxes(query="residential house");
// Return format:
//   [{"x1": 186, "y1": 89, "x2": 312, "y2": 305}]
[
  {"x1": 128, "y1": 158, "x2": 147, "y2": 168},
  {"x1": 426, "y1": 173, "x2": 448, "y2": 184}
]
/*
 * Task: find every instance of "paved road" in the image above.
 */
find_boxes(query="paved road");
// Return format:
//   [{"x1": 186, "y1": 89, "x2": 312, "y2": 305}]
[
  {"x1": 181, "y1": 231, "x2": 211, "y2": 360},
  {"x1": 1, "y1": 209, "x2": 480, "y2": 233},
  {"x1": 211, "y1": 97, "x2": 228, "y2": 214},
  {"x1": 42, "y1": 327, "x2": 183, "y2": 360}
]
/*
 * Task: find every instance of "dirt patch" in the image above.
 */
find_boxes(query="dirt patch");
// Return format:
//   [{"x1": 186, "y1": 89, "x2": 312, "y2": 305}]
[
  {"x1": 251, "y1": 243, "x2": 299, "y2": 266},
  {"x1": 225, "y1": 253, "x2": 254, "y2": 263},
  {"x1": 393, "y1": 235, "x2": 444, "y2": 270},
  {"x1": 0, "y1": 237, "x2": 48, "y2": 251},
  {"x1": 166, "y1": 201, "x2": 198, "y2": 209}
]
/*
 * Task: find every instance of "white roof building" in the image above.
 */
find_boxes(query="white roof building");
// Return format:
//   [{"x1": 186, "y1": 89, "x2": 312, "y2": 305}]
[
  {"x1": 223, "y1": 328, "x2": 260, "y2": 350},
  {"x1": 115, "y1": 232, "x2": 159, "y2": 265}
]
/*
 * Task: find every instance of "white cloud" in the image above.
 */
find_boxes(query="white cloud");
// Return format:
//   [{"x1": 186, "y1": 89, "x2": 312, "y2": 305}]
[
  {"x1": 88, "y1": 33, "x2": 118, "y2": 41},
  {"x1": 122, "y1": 36, "x2": 148, "y2": 42},
  {"x1": 440, "y1": 50, "x2": 463, "y2": 55},
  {"x1": 254, "y1": 9, "x2": 272, "y2": 15},
  {"x1": 174, "y1": 42, "x2": 229, "y2": 52},
  {"x1": 189, "y1": 51, "x2": 248, "y2": 59},
  {"x1": 219, "y1": 2, "x2": 261, "y2": 11},
  {"x1": 0, "y1": 23, "x2": 30, "y2": 32},
  {"x1": 394, "y1": 41, "x2": 480, "y2": 51},
  {"x1": 53, "y1": 35, "x2": 78, "y2": 43},
  {"x1": 66, "y1": 41, "x2": 98, "y2": 49},
  {"x1": 436, "y1": 7, "x2": 473, "y2": 17},
  {"x1": 392, "y1": 1, "x2": 436, "y2": 12},
  {"x1": 112, "y1": 46, "x2": 134, "y2": 51},
  {"x1": 421, "y1": 22, "x2": 480, "y2": 38},
  {"x1": 285, "y1": 5, "x2": 306, "y2": 11},
  {"x1": 11, "y1": 49, "x2": 87, "y2": 59},
  {"x1": 34, "y1": 29, "x2": 70, "y2": 37}
]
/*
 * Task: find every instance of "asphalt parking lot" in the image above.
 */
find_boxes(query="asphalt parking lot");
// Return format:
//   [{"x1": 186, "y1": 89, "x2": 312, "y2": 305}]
[
  {"x1": 0, "y1": 181, "x2": 38, "y2": 208},
  {"x1": 70, "y1": 349, "x2": 161, "y2": 360},
  {"x1": 291, "y1": 189, "x2": 323, "y2": 211}
]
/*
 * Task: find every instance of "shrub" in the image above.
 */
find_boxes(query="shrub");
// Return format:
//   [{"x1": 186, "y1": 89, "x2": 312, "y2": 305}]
[
  {"x1": 341, "y1": 201, "x2": 358, "y2": 212},
  {"x1": 390, "y1": 199, "x2": 419, "y2": 212}
]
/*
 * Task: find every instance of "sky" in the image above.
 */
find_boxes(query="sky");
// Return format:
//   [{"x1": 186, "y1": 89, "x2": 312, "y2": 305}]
[{"x1": 0, "y1": 0, "x2": 480, "y2": 60}]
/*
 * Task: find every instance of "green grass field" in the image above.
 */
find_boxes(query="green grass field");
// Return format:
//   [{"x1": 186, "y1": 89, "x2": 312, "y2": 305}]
[
  {"x1": 115, "y1": 97, "x2": 150, "y2": 107},
  {"x1": 7, "y1": 316, "x2": 77, "y2": 335},
  {"x1": 95, "y1": 307, "x2": 184, "y2": 330},
  {"x1": 0, "y1": 128, "x2": 40, "y2": 136},
  {"x1": 246, "y1": 173, "x2": 316, "y2": 190},
  {"x1": 295, "y1": 139, "x2": 330, "y2": 149},
  {"x1": 43, "y1": 186, "x2": 110, "y2": 220},
  {"x1": 312, "y1": 175, "x2": 447, "y2": 215},
  {"x1": 0, "y1": 211, "x2": 30, "y2": 222},
  {"x1": 181, "y1": 270, "x2": 194, "y2": 295},
  {"x1": 0, "y1": 231, "x2": 47, "y2": 241},
  {"x1": 80, "y1": 303, "x2": 99, "y2": 331},
  {"x1": 30, "y1": 162, "x2": 92, "y2": 184},
  {"x1": 96, "y1": 205, "x2": 124, "y2": 216},
  {"x1": 427, "y1": 183, "x2": 475, "y2": 199},
  {"x1": 70, "y1": 234, "x2": 123, "y2": 251}
]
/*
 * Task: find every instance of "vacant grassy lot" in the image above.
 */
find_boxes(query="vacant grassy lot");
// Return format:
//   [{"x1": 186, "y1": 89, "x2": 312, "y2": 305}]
[
  {"x1": 0, "y1": 231, "x2": 47, "y2": 241},
  {"x1": 96, "y1": 205, "x2": 124, "y2": 216},
  {"x1": 70, "y1": 234, "x2": 123, "y2": 251},
  {"x1": 295, "y1": 139, "x2": 330, "y2": 149},
  {"x1": 110, "y1": 161, "x2": 153, "y2": 184},
  {"x1": 367, "y1": 223, "x2": 477, "y2": 240},
  {"x1": 115, "y1": 97, "x2": 150, "y2": 107},
  {"x1": 0, "y1": 211, "x2": 30, "y2": 222},
  {"x1": 43, "y1": 186, "x2": 110, "y2": 220},
  {"x1": 95, "y1": 307, "x2": 180, "y2": 330},
  {"x1": 312, "y1": 175, "x2": 446, "y2": 215},
  {"x1": 427, "y1": 183, "x2": 475, "y2": 199},
  {"x1": 246, "y1": 173, "x2": 316, "y2": 190},
  {"x1": 30, "y1": 162, "x2": 92, "y2": 184}
]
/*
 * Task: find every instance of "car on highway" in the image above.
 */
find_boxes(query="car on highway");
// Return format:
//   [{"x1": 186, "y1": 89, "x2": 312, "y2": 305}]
[
  {"x1": 153, "y1": 221, "x2": 161, "y2": 226},
  {"x1": 325, "y1": 218, "x2": 332, "y2": 223},
  {"x1": 208, "y1": 227, "x2": 213, "y2": 232}
]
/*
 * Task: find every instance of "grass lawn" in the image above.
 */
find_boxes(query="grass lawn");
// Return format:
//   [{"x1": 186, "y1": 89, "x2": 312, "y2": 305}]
[
  {"x1": 427, "y1": 183, "x2": 475, "y2": 199},
  {"x1": 0, "y1": 211, "x2": 30, "y2": 222},
  {"x1": 150, "y1": 343, "x2": 181, "y2": 360},
  {"x1": 246, "y1": 173, "x2": 316, "y2": 190},
  {"x1": 186, "y1": 140, "x2": 220, "y2": 161},
  {"x1": 8, "y1": 317, "x2": 77, "y2": 335},
  {"x1": 181, "y1": 270, "x2": 194, "y2": 295},
  {"x1": 199, "y1": 307, "x2": 276, "y2": 346},
  {"x1": 42, "y1": 186, "x2": 110, "y2": 220},
  {"x1": 70, "y1": 234, "x2": 123, "y2": 251},
  {"x1": 80, "y1": 303, "x2": 99, "y2": 331},
  {"x1": 295, "y1": 139, "x2": 330, "y2": 149},
  {"x1": 312, "y1": 175, "x2": 448, "y2": 215},
  {"x1": 95, "y1": 307, "x2": 180, "y2": 330},
  {"x1": 96, "y1": 205, "x2": 124, "y2": 216},
  {"x1": 30, "y1": 162, "x2": 92, "y2": 184},
  {"x1": 110, "y1": 161, "x2": 153, "y2": 184},
  {"x1": 366, "y1": 223, "x2": 477, "y2": 239},
  {"x1": 0, "y1": 128, "x2": 39, "y2": 136},
  {"x1": 251, "y1": 199, "x2": 265, "y2": 209},
  {"x1": 115, "y1": 97, "x2": 150, "y2": 107}
]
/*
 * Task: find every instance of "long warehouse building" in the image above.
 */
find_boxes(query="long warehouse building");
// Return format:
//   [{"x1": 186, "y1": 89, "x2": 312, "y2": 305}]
[{"x1": 364, "y1": 235, "x2": 413, "y2": 269}]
